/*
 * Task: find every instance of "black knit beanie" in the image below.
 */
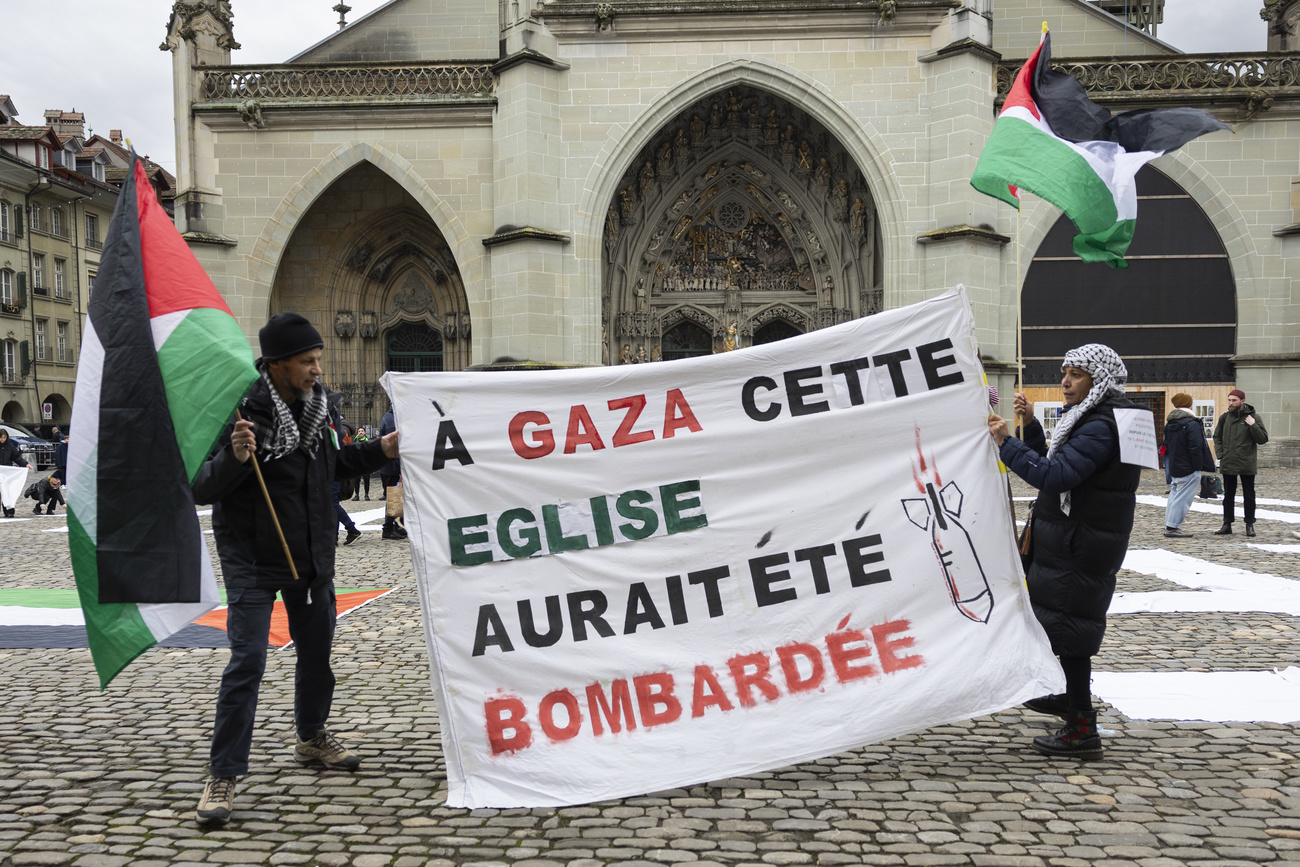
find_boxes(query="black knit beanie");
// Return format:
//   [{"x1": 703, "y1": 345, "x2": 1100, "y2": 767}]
[{"x1": 259, "y1": 312, "x2": 324, "y2": 362}]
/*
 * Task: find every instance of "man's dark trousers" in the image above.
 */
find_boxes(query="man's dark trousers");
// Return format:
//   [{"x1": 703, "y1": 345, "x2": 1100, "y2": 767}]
[
  {"x1": 209, "y1": 582, "x2": 337, "y2": 777},
  {"x1": 1222, "y1": 473, "x2": 1256, "y2": 525}
]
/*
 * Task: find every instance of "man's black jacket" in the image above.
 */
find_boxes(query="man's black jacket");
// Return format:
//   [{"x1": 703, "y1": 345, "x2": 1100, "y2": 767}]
[{"x1": 193, "y1": 378, "x2": 389, "y2": 591}]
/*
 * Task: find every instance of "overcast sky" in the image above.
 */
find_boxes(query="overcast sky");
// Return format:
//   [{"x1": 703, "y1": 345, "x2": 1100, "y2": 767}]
[{"x1": 0, "y1": 0, "x2": 1270, "y2": 173}]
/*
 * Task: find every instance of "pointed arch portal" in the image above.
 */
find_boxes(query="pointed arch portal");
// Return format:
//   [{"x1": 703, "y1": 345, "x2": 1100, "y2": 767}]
[
  {"x1": 269, "y1": 161, "x2": 470, "y2": 427},
  {"x1": 602, "y1": 84, "x2": 882, "y2": 364},
  {"x1": 1022, "y1": 166, "x2": 1237, "y2": 385}
]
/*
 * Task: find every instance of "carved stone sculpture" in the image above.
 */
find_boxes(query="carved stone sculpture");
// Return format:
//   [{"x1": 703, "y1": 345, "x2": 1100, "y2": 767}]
[
  {"x1": 334, "y1": 310, "x2": 356, "y2": 338},
  {"x1": 831, "y1": 180, "x2": 850, "y2": 222}
]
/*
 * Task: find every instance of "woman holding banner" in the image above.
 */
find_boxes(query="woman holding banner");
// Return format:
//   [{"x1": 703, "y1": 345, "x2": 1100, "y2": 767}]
[{"x1": 987, "y1": 344, "x2": 1140, "y2": 760}]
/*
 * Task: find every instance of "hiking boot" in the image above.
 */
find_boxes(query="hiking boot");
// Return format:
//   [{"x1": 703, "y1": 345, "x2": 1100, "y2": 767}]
[
  {"x1": 1164, "y1": 527, "x2": 1193, "y2": 538},
  {"x1": 1022, "y1": 693, "x2": 1070, "y2": 719},
  {"x1": 1032, "y1": 709, "x2": 1103, "y2": 760},
  {"x1": 344, "y1": 527, "x2": 362, "y2": 546},
  {"x1": 1245, "y1": 523, "x2": 1256, "y2": 537},
  {"x1": 196, "y1": 775, "x2": 236, "y2": 826},
  {"x1": 294, "y1": 729, "x2": 361, "y2": 771},
  {"x1": 1214, "y1": 523, "x2": 1233, "y2": 535}
]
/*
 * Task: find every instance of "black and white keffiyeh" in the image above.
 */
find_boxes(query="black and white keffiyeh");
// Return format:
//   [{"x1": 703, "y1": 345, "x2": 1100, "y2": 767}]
[
  {"x1": 1048, "y1": 343, "x2": 1127, "y2": 514},
  {"x1": 251, "y1": 365, "x2": 330, "y2": 461}
]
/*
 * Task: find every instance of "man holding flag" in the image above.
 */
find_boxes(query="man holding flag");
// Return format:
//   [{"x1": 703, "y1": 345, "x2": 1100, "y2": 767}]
[
  {"x1": 192, "y1": 312, "x2": 399, "y2": 827},
  {"x1": 63, "y1": 156, "x2": 400, "y2": 826}
]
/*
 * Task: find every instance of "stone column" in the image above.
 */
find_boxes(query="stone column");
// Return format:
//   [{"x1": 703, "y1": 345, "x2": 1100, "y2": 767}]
[{"x1": 483, "y1": 18, "x2": 576, "y2": 366}]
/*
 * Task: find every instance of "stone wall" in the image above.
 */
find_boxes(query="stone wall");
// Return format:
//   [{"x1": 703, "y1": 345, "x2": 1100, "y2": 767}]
[
  {"x1": 293, "y1": 0, "x2": 499, "y2": 62},
  {"x1": 993, "y1": 0, "x2": 1177, "y2": 58}
]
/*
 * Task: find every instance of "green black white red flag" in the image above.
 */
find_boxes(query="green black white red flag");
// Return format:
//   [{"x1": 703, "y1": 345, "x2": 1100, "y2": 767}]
[
  {"x1": 67, "y1": 158, "x2": 258, "y2": 688},
  {"x1": 971, "y1": 28, "x2": 1228, "y2": 268}
]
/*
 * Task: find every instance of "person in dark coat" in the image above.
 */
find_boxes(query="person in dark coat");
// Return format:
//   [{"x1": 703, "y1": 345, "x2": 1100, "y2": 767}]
[
  {"x1": 1162, "y1": 393, "x2": 1215, "y2": 537},
  {"x1": 378, "y1": 406, "x2": 406, "y2": 540},
  {"x1": 191, "y1": 313, "x2": 398, "y2": 827},
  {"x1": 29, "y1": 471, "x2": 65, "y2": 514},
  {"x1": 1212, "y1": 388, "x2": 1269, "y2": 537},
  {"x1": 988, "y1": 344, "x2": 1140, "y2": 760},
  {"x1": 0, "y1": 429, "x2": 33, "y2": 518}
]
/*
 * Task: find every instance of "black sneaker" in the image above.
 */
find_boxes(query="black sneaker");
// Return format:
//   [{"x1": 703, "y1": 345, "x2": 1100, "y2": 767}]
[
  {"x1": 294, "y1": 729, "x2": 361, "y2": 771},
  {"x1": 196, "y1": 775, "x2": 236, "y2": 826},
  {"x1": 344, "y1": 527, "x2": 362, "y2": 545}
]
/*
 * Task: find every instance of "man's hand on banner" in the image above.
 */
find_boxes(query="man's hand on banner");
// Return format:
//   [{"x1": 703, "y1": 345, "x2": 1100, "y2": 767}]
[
  {"x1": 231, "y1": 418, "x2": 257, "y2": 464},
  {"x1": 988, "y1": 413, "x2": 1009, "y2": 447},
  {"x1": 381, "y1": 430, "x2": 400, "y2": 459}
]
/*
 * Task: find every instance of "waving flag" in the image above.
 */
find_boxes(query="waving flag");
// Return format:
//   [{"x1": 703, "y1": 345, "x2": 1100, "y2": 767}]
[
  {"x1": 67, "y1": 158, "x2": 258, "y2": 688},
  {"x1": 971, "y1": 28, "x2": 1228, "y2": 268}
]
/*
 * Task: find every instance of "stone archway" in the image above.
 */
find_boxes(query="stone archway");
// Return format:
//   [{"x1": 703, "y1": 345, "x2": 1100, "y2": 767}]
[
  {"x1": 602, "y1": 84, "x2": 881, "y2": 365},
  {"x1": 42, "y1": 393, "x2": 70, "y2": 424},
  {"x1": 2, "y1": 400, "x2": 22, "y2": 423},
  {"x1": 270, "y1": 161, "x2": 470, "y2": 428},
  {"x1": 1022, "y1": 165, "x2": 1237, "y2": 385}
]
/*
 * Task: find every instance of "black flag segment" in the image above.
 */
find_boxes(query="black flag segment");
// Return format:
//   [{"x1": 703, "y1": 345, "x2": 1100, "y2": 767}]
[
  {"x1": 90, "y1": 159, "x2": 204, "y2": 604},
  {"x1": 1031, "y1": 34, "x2": 1230, "y2": 151}
]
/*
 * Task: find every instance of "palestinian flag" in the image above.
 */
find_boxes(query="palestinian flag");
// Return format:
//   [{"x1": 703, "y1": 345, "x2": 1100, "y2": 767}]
[
  {"x1": 67, "y1": 158, "x2": 258, "y2": 688},
  {"x1": 0, "y1": 587, "x2": 396, "y2": 650},
  {"x1": 971, "y1": 29, "x2": 1228, "y2": 268}
]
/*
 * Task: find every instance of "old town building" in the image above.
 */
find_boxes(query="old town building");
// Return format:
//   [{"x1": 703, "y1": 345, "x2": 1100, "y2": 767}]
[
  {"x1": 167, "y1": 0, "x2": 1300, "y2": 462},
  {"x1": 0, "y1": 102, "x2": 167, "y2": 430}
]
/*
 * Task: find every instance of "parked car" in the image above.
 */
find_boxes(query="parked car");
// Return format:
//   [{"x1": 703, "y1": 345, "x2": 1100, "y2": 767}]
[{"x1": 0, "y1": 423, "x2": 55, "y2": 469}]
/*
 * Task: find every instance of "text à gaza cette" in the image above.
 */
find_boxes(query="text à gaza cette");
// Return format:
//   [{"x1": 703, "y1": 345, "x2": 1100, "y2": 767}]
[{"x1": 417, "y1": 338, "x2": 968, "y2": 469}]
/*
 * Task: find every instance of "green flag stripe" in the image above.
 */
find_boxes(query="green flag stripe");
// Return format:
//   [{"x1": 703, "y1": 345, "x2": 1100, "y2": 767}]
[
  {"x1": 69, "y1": 508, "x2": 155, "y2": 689},
  {"x1": 155, "y1": 307, "x2": 259, "y2": 482},
  {"x1": 0, "y1": 586, "x2": 382, "y2": 609},
  {"x1": 971, "y1": 116, "x2": 1121, "y2": 233}
]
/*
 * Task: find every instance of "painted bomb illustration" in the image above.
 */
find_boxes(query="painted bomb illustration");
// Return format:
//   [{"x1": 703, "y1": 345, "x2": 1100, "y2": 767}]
[{"x1": 901, "y1": 429, "x2": 994, "y2": 624}]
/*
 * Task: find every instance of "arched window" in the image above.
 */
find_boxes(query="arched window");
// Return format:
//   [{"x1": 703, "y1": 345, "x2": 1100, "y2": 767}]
[
  {"x1": 661, "y1": 321, "x2": 712, "y2": 361},
  {"x1": 1022, "y1": 165, "x2": 1235, "y2": 384},
  {"x1": 753, "y1": 319, "x2": 802, "y2": 345},
  {"x1": 385, "y1": 322, "x2": 443, "y2": 372}
]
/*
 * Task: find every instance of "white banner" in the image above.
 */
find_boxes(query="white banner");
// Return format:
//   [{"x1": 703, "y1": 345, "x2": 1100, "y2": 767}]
[
  {"x1": 0, "y1": 464, "x2": 27, "y2": 509},
  {"x1": 387, "y1": 287, "x2": 1062, "y2": 808}
]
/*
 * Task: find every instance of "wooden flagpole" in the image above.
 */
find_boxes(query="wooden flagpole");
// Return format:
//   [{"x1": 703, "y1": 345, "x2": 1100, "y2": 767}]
[{"x1": 235, "y1": 409, "x2": 300, "y2": 582}]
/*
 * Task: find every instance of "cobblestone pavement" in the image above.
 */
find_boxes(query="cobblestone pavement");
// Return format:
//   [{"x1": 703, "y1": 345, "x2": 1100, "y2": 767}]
[{"x1": 2, "y1": 469, "x2": 1299, "y2": 866}]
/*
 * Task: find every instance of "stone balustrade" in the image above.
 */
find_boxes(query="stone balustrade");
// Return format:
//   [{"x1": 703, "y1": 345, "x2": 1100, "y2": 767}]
[
  {"x1": 197, "y1": 62, "x2": 496, "y2": 105},
  {"x1": 996, "y1": 52, "x2": 1300, "y2": 106}
]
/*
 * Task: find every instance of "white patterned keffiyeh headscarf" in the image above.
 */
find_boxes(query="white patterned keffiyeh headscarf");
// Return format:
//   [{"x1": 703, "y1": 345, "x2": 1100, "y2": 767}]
[
  {"x1": 1048, "y1": 343, "x2": 1127, "y2": 514},
  {"x1": 250, "y1": 362, "x2": 330, "y2": 461}
]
